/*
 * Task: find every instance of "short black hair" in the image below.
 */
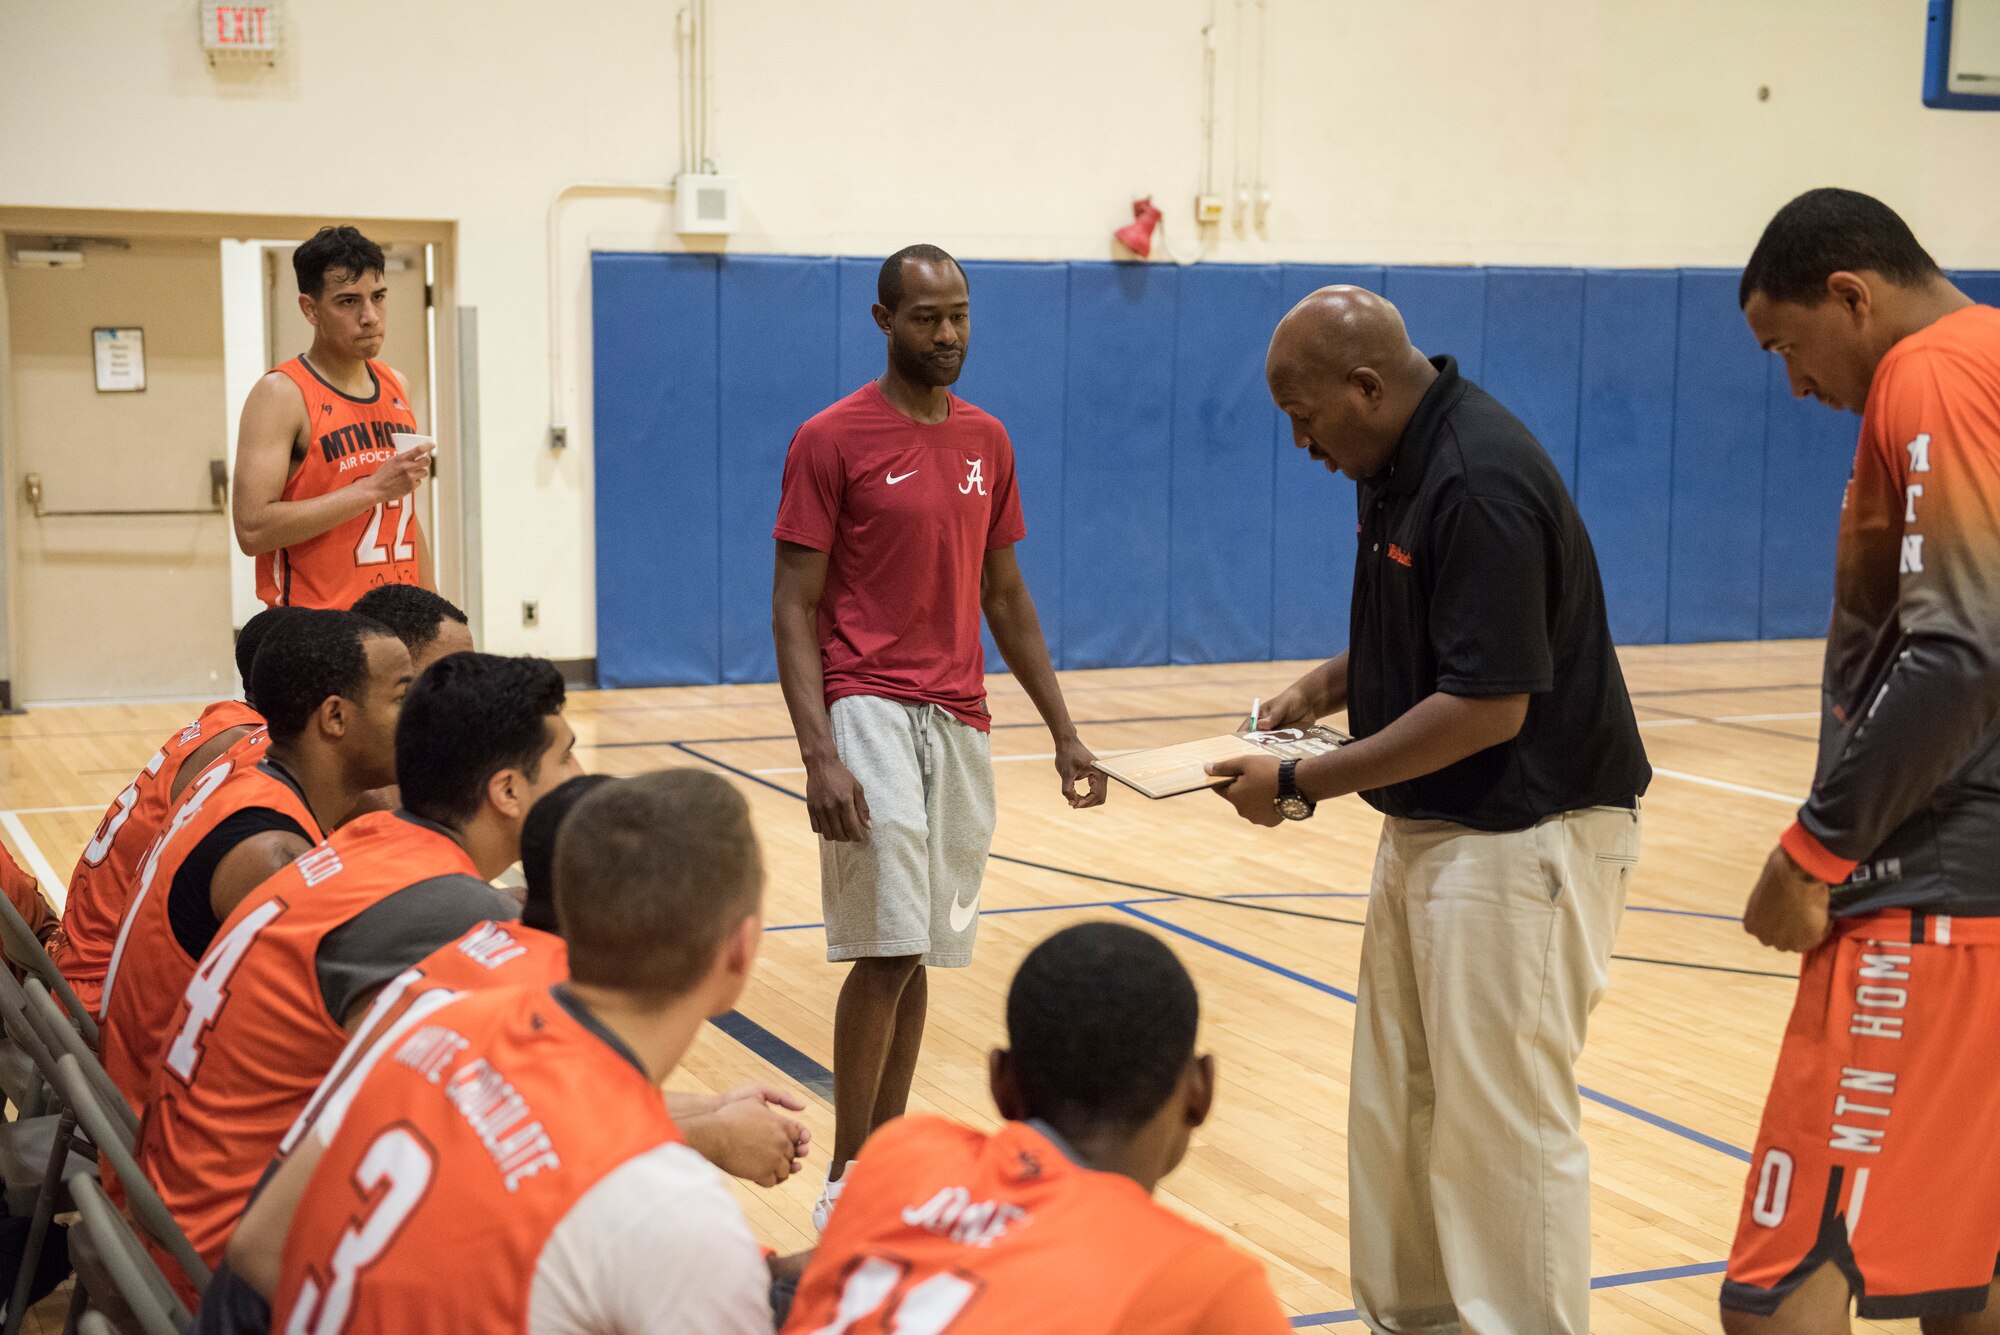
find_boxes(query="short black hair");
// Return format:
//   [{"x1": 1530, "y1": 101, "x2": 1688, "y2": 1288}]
[
  {"x1": 520, "y1": 774, "x2": 616, "y2": 933},
  {"x1": 878, "y1": 244, "x2": 967, "y2": 313},
  {"x1": 396, "y1": 653, "x2": 566, "y2": 826},
  {"x1": 294, "y1": 225, "x2": 386, "y2": 299},
  {"x1": 1006, "y1": 922, "x2": 1199, "y2": 1135},
  {"x1": 235, "y1": 606, "x2": 301, "y2": 709},
  {"x1": 556, "y1": 770, "x2": 762, "y2": 999},
  {"x1": 349, "y1": 586, "x2": 468, "y2": 662},
  {"x1": 1740, "y1": 188, "x2": 1943, "y2": 309},
  {"x1": 250, "y1": 609, "x2": 396, "y2": 743}
]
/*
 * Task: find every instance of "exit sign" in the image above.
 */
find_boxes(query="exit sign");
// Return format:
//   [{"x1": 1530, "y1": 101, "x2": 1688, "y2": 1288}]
[{"x1": 200, "y1": 3, "x2": 278, "y2": 51}]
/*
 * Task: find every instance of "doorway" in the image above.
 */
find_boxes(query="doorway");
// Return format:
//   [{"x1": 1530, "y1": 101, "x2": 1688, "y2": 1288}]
[{"x1": 0, "y1": 208, "x2": 462, "y2": 705}]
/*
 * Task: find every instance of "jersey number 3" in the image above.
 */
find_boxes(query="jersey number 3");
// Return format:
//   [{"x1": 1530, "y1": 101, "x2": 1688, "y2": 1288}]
[
  {"x1": 284, "y1": 1127, "x2": 437, "y2": 1335},
  {"x1": 811, "y1": 1255, "x2": 980, "y2": 1334},
  {"x1": 354, "y1": 497, "x2": 416, "y2": 567}
]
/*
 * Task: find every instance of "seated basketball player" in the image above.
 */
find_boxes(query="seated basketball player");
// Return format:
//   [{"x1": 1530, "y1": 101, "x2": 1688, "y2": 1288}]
[
  {"x1": 52, "y1": 607, "x2": 296, "y2": 1010},
  {"x1": 98, "y1": 610, "x2": 408, "y2": 1112},
  {"x1": 349, "y1": 584, "x2": 472, "y2": 674},
  {"x1": 781, "y1": 921, "x2": 1292, "y2": 1334},
  {"x1": 190, "y1": 774, "x2": 810, "y2": 1335},
  {"x1": 136, "y1": 653, "x2": 579, "y2": 1292},
  {"x1": 342, "y1": 584, "x2": 476, "y2": 821},
  {"x1": 238, "y1": 771, "x2": 782, "y2": 1331}
]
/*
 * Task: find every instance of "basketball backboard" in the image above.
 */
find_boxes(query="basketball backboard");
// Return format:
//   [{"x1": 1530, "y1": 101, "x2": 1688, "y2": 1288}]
[{"x1": 1926, "y1": 0, "x2": 2000, "y2": 109}]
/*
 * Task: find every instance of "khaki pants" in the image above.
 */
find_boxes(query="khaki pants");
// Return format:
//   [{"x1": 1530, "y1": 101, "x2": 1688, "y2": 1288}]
[{"x1": 1349, "y1": 805, "x2": 1639, "y2": 1335}]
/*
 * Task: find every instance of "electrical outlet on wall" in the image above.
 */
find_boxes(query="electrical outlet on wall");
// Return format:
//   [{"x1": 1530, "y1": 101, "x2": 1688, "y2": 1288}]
[{"x1": 522, "y1": 600, "x2": 539, "y2": 627}]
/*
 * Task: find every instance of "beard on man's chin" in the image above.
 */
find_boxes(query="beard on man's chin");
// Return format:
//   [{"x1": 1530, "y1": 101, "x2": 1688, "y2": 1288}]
[{"x1": 892, "y1": 344, "x2": 966, "y2": 388}]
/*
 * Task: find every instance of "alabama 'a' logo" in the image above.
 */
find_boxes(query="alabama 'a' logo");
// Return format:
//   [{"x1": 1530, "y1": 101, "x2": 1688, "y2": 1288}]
[{"x1": 960, "y1": 457, "x2": 986, "y2": 496}]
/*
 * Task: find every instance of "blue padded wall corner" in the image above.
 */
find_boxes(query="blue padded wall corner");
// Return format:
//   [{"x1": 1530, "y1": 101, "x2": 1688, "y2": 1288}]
[
  {"x1": 1270, "y1": 266, "x2": 1381, "y2": 661},
  {"x1": 1480, "y1": 269, "x2": 1586, "y2": 492},
  {"x1": 718, "y1": 256, "x2": 841, "y2": 684},
  {"x1": 591, "y1": 252, "x2": 722, "y2": 688},
  {"x1": 1576, "y1": 270, "x2": 1678, "y2": 645},
  {"x1": 1385, "y1": 267, "x2": 1489, "y2": 381},
  {"x1": 955, "y1": 261, "x2": 1073, "y2": 673},
  {"x1": 1668, "y1": 271, "x2": 1768, "y2": 643},
  {"x1": 1061, "y1": 263, "x2": 1178, "y2": 669},
  {"x1": 1169, "y1": 264, "x2": 1283, "y2": 665}
]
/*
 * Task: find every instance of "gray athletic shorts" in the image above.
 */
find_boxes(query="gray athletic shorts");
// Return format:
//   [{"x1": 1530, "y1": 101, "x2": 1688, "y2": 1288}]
[{"x1": 820, "y1": 695, "x2": 996, "y2": 968}]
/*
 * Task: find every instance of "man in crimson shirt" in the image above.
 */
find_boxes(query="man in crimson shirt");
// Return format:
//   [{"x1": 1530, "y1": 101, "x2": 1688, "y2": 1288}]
[{"x1": 773, "y1": 244, "x2": 1105, "y2": 1231}]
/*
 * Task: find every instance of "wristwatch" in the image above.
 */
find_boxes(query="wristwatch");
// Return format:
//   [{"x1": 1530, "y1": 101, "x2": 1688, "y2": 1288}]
[{"x1": 1274, "y1": 759, "x2": 1316, "y2": 821}]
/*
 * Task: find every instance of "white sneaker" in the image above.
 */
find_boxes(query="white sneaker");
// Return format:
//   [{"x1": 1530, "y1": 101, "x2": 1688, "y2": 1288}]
[{"x1": 812, "y1": 1163, "x2": 854, "y2": 1234}]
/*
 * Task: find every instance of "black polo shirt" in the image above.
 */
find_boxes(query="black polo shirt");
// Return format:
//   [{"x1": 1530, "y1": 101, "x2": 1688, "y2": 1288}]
[{"x1": 1347, "y1": 356, "x2": 1650, "y2": 831}]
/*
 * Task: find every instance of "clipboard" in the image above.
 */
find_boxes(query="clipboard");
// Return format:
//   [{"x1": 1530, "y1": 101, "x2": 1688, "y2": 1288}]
[{"x1": 1091, "y1": 726, "x2": 1351, "y2": 799}]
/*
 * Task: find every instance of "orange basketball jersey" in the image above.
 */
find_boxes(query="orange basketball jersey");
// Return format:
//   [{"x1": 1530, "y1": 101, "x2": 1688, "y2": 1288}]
[
  {"x1": 138, "y1": 812, "x2": 512, "y2": 1270},
  {"x1": 98, "y1": 752, "x2": 316, "y2": 1114},
  {"x1": 282, "y1": 921, "x2": 569, "y2": 1159},
  {"x1": 273, "y1": 985, "x2": 682, "y2": 1333},
  {"x1": 255, "y1": 357, "x2": 424, "y2": 609},
  {"x1": 56, "y1": 701, "x2": 261, "y2": 1012},
  {"x1": 783, "y1": 1118, "x2": 1292, "y2": 1335}
]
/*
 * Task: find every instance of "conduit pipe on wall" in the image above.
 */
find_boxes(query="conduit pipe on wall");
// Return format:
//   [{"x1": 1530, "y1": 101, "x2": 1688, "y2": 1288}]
[{"x1": 546, "y1": 182, "x2": 673, "y2": 452}]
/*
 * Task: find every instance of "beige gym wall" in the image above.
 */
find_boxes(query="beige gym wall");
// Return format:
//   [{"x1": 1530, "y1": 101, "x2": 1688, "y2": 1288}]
[{"x1": 3, "y1": 0, "x2": 1996, "y2": 662}]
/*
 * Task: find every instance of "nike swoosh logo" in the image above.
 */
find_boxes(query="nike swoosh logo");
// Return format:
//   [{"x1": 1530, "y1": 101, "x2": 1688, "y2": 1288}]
[
  {"x1": 886, "y1": 469, "x2": 918, "y2": 485},
  {"x1": 949, "y1": 890, "x2": 981, "y2": 933}
]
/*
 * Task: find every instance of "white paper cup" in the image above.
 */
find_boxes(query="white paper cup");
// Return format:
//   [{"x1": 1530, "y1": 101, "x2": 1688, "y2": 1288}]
[{"x1": 391, "y1": 432, "x2": 435, "y2": 455}]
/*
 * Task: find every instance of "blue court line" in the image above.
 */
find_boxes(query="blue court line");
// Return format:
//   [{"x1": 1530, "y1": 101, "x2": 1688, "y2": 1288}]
[
  {"x1": 1117, "y1": 903, "x2": 1752, "y2": 1163},
  {"x1": 1285, "y1": 1260, "x2": 1728, "y2": 1327},
  {"x1": 709, "y1": 1010, "x2": 835, "y2": 1102},
  {"x1": 679, "y1": 741, "x2": 1754, "y2": 1162},
  {"x1": 1117, "y1": 904, "x2": 1360, "y2": 1003}
]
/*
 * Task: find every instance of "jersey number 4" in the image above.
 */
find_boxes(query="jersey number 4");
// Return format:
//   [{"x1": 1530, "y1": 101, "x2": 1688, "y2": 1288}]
[
  {"x1": 354, "y1": 497, "x2": 416, "y2": 567},
  {"x1": 284, "y1": 1126, "x2": 437, "y2": 1335},
  {"x1": 811, "y1": 1255, "x2": 981, "y2": 1334},
  {"x1": 163, "y1": 896, "x2": 287, "y2": 1084}
]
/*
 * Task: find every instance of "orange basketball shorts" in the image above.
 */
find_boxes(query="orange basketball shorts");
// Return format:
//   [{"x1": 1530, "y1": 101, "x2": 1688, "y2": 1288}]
[{"x1": 1724, "y1": 909, "x2": 2000, "y2": 1320}]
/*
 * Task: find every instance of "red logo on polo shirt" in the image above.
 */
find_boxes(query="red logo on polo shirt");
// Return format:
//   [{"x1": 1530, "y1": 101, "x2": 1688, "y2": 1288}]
[{"x1": 1387, "y1": 543, "x2": 1414, "y2": 568}]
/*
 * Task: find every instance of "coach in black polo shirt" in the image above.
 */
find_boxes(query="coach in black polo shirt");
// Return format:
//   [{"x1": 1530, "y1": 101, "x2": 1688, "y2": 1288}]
[{"x1": 1210, "y1": 286, "x2": 1649, "y2": 1335}]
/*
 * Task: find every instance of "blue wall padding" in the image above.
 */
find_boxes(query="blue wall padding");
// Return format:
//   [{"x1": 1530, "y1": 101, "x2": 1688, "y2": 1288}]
[
  {"x1": 1269, "y1": 266, "x2": 1380, "y2": 661},
  {"x1": 1061, "y1": 264, "x2": 1179, "y2": 669},
  {"x1": 1170, "y1": 264, "x2": 1283, "y2": 665},
  {"x1": 1669, "y1": 271, "x2": 1770, "y2": 642},
  {"x1": 717, "y1": 257, "x2": 838, "y2": 683},
  {"x1": 590, "y1": 255, "x2": 2000, "y2": 686},
  {"x1": 591, "y1": 253, "x2": 722, "y2": 687},
  {"x1": 955, "y1": 261, "x2": 1072, "y2": 673},
  {"x1": 1575, "y1": 270, "x2": 1679, "y2": 645},
  {"x1": 835, "y1": 257, "x2": 883, "y2": 394},
  {"x1": 1385, "y1": 267, "x2": 1489, "y2": 381},
  {"x1": 1481, "y1": 270, "x2": 1586, "y2": 491},
  {"x1": 1759, "y1": 383, "x2": 1853, "y2": 640}
]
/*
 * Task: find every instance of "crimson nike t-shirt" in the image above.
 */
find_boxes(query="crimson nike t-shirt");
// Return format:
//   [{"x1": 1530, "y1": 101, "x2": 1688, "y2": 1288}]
[{"x1": 774, "y1": 381, "x2": 1027, "y2": 731}]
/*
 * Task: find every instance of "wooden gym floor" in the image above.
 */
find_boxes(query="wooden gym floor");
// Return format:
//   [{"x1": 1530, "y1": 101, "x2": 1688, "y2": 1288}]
[{"x1": 0, "y1": 640, "x2": 1915, "y2": 1332}]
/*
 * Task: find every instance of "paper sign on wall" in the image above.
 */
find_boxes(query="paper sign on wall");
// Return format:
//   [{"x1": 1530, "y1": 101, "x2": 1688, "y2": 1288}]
[{"x1": 92, "y1": 328, "x2": 146, "y2": 393}]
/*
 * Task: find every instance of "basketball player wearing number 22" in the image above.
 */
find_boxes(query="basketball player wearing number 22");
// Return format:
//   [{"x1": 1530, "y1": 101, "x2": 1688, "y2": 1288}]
[{"x1": 231, "y1": 225, "x2": 435, "y2": 609}]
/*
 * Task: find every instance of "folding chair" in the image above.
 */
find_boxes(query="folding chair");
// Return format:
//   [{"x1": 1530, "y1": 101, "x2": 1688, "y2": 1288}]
[
  {"x1": 21, "y1": 985, "x2": 135, "y2": 1145},
  {"x1": 53, "y1": 1057, "x2": 208, "y2": 1304},
  {"x1": 0, "y1": 893, "x2": 95, "y2": 1045},
  {"x1": 77, "y1": 1313, "x2": 118, "y2": 1335},
  {"x1": 68, "y1": 1173, "x2": 188, "y2": 1335},
  {"x1": 0, "y1": 982, "x2": 97, "y2": 1335}
]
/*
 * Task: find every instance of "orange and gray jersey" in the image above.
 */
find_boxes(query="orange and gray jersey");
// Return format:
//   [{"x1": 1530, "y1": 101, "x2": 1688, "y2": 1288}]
[{"x1": 1782, "y1": 304, "x2": 2000, "y2": 917}]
